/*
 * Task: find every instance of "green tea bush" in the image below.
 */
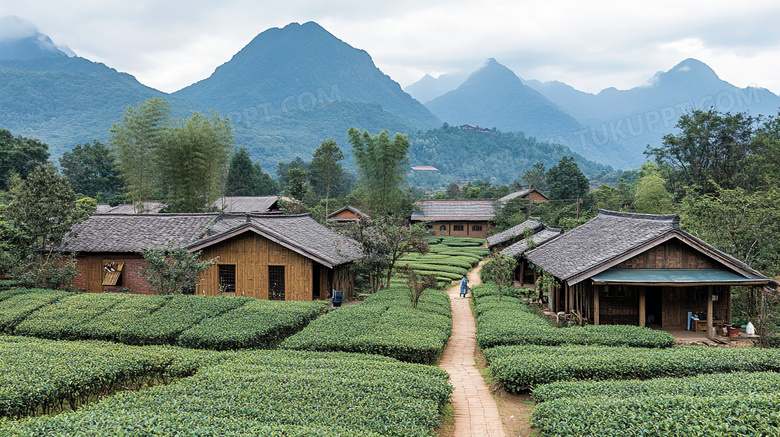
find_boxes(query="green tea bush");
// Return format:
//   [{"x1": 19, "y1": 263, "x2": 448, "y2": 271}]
[
  {"x1": 1, "y1": 350, "x2": 452, "y2": 437},
  {"x1": 0, "y1": 289, "x2": 69, "y2": 333},
  {"x1": 177, "y1": 300, "x2": 328, "y2": 350},
  {"x1": 14, "y1": 293, "x2": 129, "y2": 340},
  {"x1": 282, "y1": 288, "x2": 452, "y2": 364},
  {"x1": 401, "y1": 263, "x2": 469, "y2": 277},
  {"x1": 75, "y1": 294, "x2": 172, "y2": 342},
  {"x1": 473, "y1": 283, "x2": 675, "y2": 349},
  {"x1": 485, "y1": 344, "x2": 780, "y2": 392},
  {"x1": 117, "y1": 295, "x2": 249, "y2": 345}
]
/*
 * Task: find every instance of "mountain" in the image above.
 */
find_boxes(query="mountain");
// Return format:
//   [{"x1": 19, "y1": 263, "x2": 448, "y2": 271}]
[
  {"x1": 525, "y1": 58, "x2": 780, "y2": 167},
  {"x1": 404, "y1": 72, "x2": 468, "y2": 104},
  {"x1": 174, "y1": 21, "x2": 440, "y2": 168},
  {"x1": 0, "y1": 16, "x2": 71, "y2": 60}
]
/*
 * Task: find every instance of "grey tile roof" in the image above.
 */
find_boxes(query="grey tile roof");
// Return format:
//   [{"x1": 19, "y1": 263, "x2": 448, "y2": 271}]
[
  {"x1": 63, "y1": 214, "x2": 219, "y2": 253},
  {"x1": 191, "y1": 214, "x2": 363, "y2": 267},
  {"x1": 525, "y1": 210, "x2": 768, "y2": 283},
  {"x1": 411, "y1": 200, "x2": 494, "y2": 222},
  {"x1": 211, "y1": 196, "x2": 282, "y2": 213},
  {"x1": 501, "y1": 228, "x2": 563, "y2": 258},
  {"x1": 327, "y1": 205, "x2": 368, "y2": 220},
  {"x1": 96, "y1": 202, "x2": 168, "y2": 214},
  {"x1": 486, "y1": 219, "x2": 543, "y2": 248},
  {"x1": 497, "y1": 188, "x2": 547, "y2": 203}
]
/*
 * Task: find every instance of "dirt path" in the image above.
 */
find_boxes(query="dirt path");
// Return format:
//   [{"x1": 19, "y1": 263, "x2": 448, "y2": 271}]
[{"x1": 438, "y1": 262, "x2": 506, "y2": 437}]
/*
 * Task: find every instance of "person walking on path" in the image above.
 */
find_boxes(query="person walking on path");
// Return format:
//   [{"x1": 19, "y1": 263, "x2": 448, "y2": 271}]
[{"x1": 460, "y1": 276, "x2": 469, "y2": 297}]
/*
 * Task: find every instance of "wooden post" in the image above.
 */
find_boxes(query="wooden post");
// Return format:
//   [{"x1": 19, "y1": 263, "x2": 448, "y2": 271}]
[
  {"x1": 639, "y1": 287, "x2": 646, "y2": 327},
  {"x1": 594, "y1": 286, "x2": 600, "y2": 325},
  {"x1": 519, "y1": 262, "x2": 525, "y2": 286},
  {"x1": 707, "y1": 286, "x2": 714, "y2": 339},
  {"x1": 565, "y1": 284, "x2": 570, "y2": 313},
  {"x1": 727, "y1": 286, "x2": 732, "y2": 324}
]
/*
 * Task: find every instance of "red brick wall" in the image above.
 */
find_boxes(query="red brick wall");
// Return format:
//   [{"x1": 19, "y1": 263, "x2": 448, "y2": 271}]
[
  {"x1": 73, "y1": 254, "x2": 153, "y2": 294},
  {"x1": 527, "y1": 191, "x2": 549, "y2": 202},
  {"x1": 431, "y1": 221, "x2": 490, "y2": 239}
]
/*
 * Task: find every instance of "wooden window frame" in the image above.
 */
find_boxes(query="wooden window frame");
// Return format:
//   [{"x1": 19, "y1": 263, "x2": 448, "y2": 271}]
[
  {"x1": 453, "y1": 224, "x2": 464, "y2": 231},
  {"x1": 269, "y1": 265, "x2": 286, "y2": 301},
  {"x1": 471, "y1": 225, "x2": 483, "y2": 232},
  {"x1": 218, "y1": 264, "x2": 237, "y2": 294},
  {"x1": 102, "y1": 260, "x2": 124, "y2": 286}
]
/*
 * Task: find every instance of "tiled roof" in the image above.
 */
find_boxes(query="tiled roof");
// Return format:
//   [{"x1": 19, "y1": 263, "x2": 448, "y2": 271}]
[
  {"x1": 63, "y1": 214, "x2": 218, "y2": 253},
  {"x1": 191, "y1": 214, "x2": 362, "y2": 267},
  {"x1": 497, "y1": 188, "x2": 547, "y2": 203},
  {"x1": 411, "y1": 200, "x2": 494, "y2": 222},
  {"x1": 96, "y1": 202, "x2": 168, "y2": 214},
  {"x1": 212, "y1": 196, "x2": 281, "y2": 213},
  {"x1": 500, "y1": 228, "x2": 563, "y2": 258},
  {"x1": 486, "y1": 219, "x2": 543, "y2": 248},
  {"x1": 327, "y1": 205, "x2": 368, "y2": 220},
  {"x1": 525, "y1": 210, "x2": 767, "y2": 283}
]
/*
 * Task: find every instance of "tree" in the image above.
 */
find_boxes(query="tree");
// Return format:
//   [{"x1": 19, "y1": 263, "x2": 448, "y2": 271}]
[
  {"x1": 0, "y1": 129, "x2": 50, "y2": 190},
  {"x1": 225, "y1": 146, "x2": 279, "y2": 197},
  {"x1": 342, "y1": 217, "x2": 429, "y2": 293},
  {"x1": 646, "y1": 109, "x2": 759, "y2": 194},
  {"x1": 59, "y1": 140, "x2": 124, "y2": 199},
  {"x1": 110, "y1": 98, "x2": 171, "y2": 212},
  {"x1": 480, "y1": 253, "x2": 517, "y2": 302},
  {"x1": 400, "y1": 265, "x2": 438, "y2": 309},
  {"x1": 633, "y1": 163, "x2": 673, "y2": 213},
  {"x1": 309, "y1": 139, "x2": 345, "y2": 217},
  {"x1": 283, "y1": 168, "x2": 309, "y2": 202},
  {"x1": 348, "y1": 128, "x2": 411, "y2": 216},
  {"x1": 445, "y1": 183, "x2": 461, "y2": 199},
  {"x1": 141, "y1": 242, "x2": 217, "y2": 295},
  {"x1": 546, "y1": 156, "x2": 588, "y2": 200},
  {"x1": 4, "y1": 164, "x2": 84, "y2": 289},
  {"x1": 277, "y1": 157, "x2": 309, "y2": 188},
  {"x1": 522, "y1": 162, "x2": 548, "y2": 192},
  {"x1": 158, "y1": 112, "x2": 233, "y2": 213}
]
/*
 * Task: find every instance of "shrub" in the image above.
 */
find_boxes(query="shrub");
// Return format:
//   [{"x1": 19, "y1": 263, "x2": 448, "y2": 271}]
[
  {"x1": 14, "y1": 293, "x2": 130, "y2": 340},
  {"x1": 0, "y1": 289, "x2": 69, "y2": 333},
  {"x1": 177, "y1": 300, "x2": 328, "y2": 350},
  {"x1": 485, "y1": 344, "x2": 780, "y2": 392}
]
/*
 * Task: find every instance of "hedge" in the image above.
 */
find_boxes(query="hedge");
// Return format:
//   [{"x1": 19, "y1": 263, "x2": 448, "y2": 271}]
[
  {"x1": 400, "y1": 262, "x2": 469, "y2": 277},
  {"x1": 176, "y1": 300, "x2": 328, "y2": 350},
  {"x1": 532, "y1": 371, "x2": 780, "y2": 404},
  {"x1": 281, "y1": 287, "x2": 452, "y2": 364},
  {"x1": 1, "y1": 350, "x2": 452, "y2": 437},
  {"x1": 74, "y1": 294, "x2": 172, "y2": 342},
  {"x1": 0, "y1": 289, "x2": 69, "y2": 333},
  {"x1": 15, "y1": 293, "x2": 131, "y2": 340},
  {"x1": 473, "y1": 283, "x2": 675, "y2": 349},
  {"x1": 532, "y1": 394, "x2": 780, "y2": 436},
  {"x1": 485, "y1": 344, "x2": 780, "y2": 392}
]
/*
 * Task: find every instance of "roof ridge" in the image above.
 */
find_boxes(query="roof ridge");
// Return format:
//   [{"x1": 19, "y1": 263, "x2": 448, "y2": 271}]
[{"x1": 598, "y1": 209, "x2": 680, "y2": 224}]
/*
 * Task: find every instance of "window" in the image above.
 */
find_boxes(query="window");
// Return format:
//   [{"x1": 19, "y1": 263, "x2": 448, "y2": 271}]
[
  {"x1": 472, "y1": 225, "x2": 483, "y2": 232},
  {"x1": 453, "y1": 225, "x2": 464, "y2": 231},
  {"x1": 102, "y1": 261, "x2": 124, "y2": 286},
  {"x1": 439, "y1": 225, "x2": 447, "y2": 232},
  {"x1": 218, "y1": 265, "x2": 236, "y2": 294},
  {"x1": 269, "y1": 266, "x2": 286, "y2": 300}
]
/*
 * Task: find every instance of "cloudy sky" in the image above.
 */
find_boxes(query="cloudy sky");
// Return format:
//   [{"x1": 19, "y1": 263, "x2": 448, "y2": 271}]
[{"x1": 2, "y1": 0, "x2": 779, "y2": 95}]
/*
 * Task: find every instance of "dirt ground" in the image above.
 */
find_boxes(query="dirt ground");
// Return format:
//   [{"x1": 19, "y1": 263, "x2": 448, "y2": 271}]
[{"x1": 474, "y1": 348, "x2": 536, "y2": 437}]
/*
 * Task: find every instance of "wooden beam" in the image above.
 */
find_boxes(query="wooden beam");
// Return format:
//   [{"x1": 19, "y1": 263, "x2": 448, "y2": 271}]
[
  {"x1": 639, "y1": 286, "x2": 646, "y2": 327},
  {"x1": 727, "y1": 286, "x2": 732, "y2": 324},
  {"x1": 707, "y1": 285, "x2": 714, "y2": 339},
  {"x1": 594, "y1": 286, "x2": 600, "y2": 325}
]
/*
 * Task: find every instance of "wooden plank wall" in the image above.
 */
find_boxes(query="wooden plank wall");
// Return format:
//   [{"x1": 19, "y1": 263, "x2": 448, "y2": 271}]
[
  {"x1": 196, "y1": 232, "x2": 314, "y2": 301},
  {"x1": 614, "y1": 240, "x2": 718, "y2": 269}
]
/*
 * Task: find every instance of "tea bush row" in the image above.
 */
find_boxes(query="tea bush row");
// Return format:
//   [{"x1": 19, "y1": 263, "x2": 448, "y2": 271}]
[
  {"x1": 2, "y1": 289, "x2": 325, "y2": 350},
  {"x1": 473, "y1": 283, "x2": 675, "y2": 349},
  {"x1": 1, "y1": 350, "x2": 452, "y2": 437},
  {"x1": 281, "y1": 287, "x2": 452, "y2": 364},
  {"x1": 484, "y1": 344, "x2": 780, "y2": 392}
]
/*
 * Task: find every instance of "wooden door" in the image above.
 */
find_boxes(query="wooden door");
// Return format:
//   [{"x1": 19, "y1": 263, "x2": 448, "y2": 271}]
[{"x1": 662, "y1": 287, "x2": 683, "y2": 328}]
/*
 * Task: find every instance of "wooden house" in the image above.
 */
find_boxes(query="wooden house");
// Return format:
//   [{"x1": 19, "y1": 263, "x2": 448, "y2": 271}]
[
  {"x1": 499, "y1": 227, "x2": 563, "y2": 285},
  {"x1": 497, "y1": 188, "x2": 549, "y2": 204},
  {"x1": 411, "y1": 200, "x2": 494, "y2": 239},
  {"x1": 326, "y1": 205, "x2": 368, "y2": 228},
  {"x1": 64, "y1": 213, "x2": 361, "y2": 300},
  {"x1": 525, "y1": 210, "x2": 772, "y2": 336},
  {"x1": 486, "y1": 219, "x2": 543, "y2": 250}
]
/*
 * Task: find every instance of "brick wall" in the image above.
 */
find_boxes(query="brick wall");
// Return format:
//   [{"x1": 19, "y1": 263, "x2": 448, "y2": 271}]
[{"x1": 73, "y1": 254, "x2": 153, "y2": 294}]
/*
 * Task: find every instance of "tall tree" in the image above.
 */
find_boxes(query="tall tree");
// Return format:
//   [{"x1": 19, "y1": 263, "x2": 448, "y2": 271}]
[
  {"x1": 225, "y1": 146, "x2": 279, "y2": 196},
  {"x1": 0, "y1": 129, "x2": 49, "y2": 190},
  {"x1": 4, "y1": 164, "x2": 85, "y2": 288},
  {"x1": 480, "y1": 253, "x2": 517, "y2": 302},
  {"x1": 283, "y1": 168, "x2": 309, "y2": 202},
  {"x1": 310, "y1": 139, "x2": 345, "y2": 217},
  {"x1": 110, "y1": 98, "x2": 171, "y2": 212},
  {"x1": 348, "y1": 128, "x2": 410, "y2": 216},
  {"x1": 633, "y1": 163, "x2": 673, "y2": 214},
  {"x1": 157, "y1": 112, "x2": 233, "y2": 213},
  {"x1": 646, "y1": 109, "x2": 759, "y2": 194},
  {"x1": 59, "y1": 140, "x2": 124, "y2": 199},
  {"x1": 522, "y1": 162, "x2": 548, "y2": 192},
  {"x1": 546, "y1": 156, "x2": 588, "y2": 200}
]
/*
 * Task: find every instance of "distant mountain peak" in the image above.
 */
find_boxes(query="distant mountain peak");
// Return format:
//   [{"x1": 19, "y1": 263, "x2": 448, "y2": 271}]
[
  {"x1": 0, "y1": 16, "x2": 69, "y2": 60},
  {"x1": 643, "y1": 58, "x2": 721, "y2": 88}
]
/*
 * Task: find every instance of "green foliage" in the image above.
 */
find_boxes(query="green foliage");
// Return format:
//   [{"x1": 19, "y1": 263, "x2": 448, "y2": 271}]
[
  {"x1": 59, "y1": 140, "x2": 124, "y2": 199},
  {"x1": 176, "y1": 300, "x2": 328, "y2": 350},
  {"x1": 309, "y1": 138, "x2": 346, "y2": 216},
  {"x1": 546, "y1": 155, "x2": 588, "y2": 200},
  {"x1": 472, "y1": 283, "x2": 674, "y2": 350},
  {"x1": 0, "y1": 289, "x2": 70, "y2": 333},
  {"x1": 479, "y1": 253, "x2": 517, "y2": 302},
  {"x1": 158, "y1": 111, "x2": 233, "y2": 212},
  {"x1": 1, "y1": 349, "x2": 450, "y2": 436},
  {"x1": 283, "y1": 167, "x2": 310, "y2": 201},
  {"x1": 141, "y1": 243, "x2": 217, "y2": 295},
  {"x1": 282, "y1": 287, "x2": 452, "y2": 364},
  {"x1": 399, "y1": 265, "x2": 438, "y2": 309},
  {"x1": 14, "y1": 293, "x2": 130, "y2": 340},
  {"x1": 5, "y1": 164, "x2": 84, "y2": 288},
  {"x1": 484, "y1": 343, "x2": 780, "y2": 392},
  {"x1": 632, "y1": 162, "x2": 674, "y2": 213},
  {"x1": 225, "y1": 146, "x2": 277, "y2": 196},
  {"x1": 348, "y1": 127, "x2": 411, "y2": 216},
  {"x1": 0, "y1": 128, "x2": 49, "y2": 190},
  {"x1": 522, "y1": 161, "x2": 548, "y2": 191}
]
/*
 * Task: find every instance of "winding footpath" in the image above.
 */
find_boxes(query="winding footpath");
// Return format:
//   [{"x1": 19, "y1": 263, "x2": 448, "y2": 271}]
[{"x1": 439, "y1": 261, "x2": 507, "y2": 437}]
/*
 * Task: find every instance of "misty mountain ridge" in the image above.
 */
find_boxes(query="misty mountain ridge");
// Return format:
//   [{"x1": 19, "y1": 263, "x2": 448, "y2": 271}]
[{"x1": 0, "y1": 16, "x2": 73, "y2": 60}]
